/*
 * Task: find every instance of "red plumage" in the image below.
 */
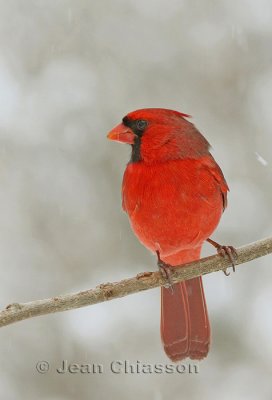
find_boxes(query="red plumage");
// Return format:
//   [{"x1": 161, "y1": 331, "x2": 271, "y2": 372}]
[{"x1": 108, "y1": 108, "x2": 228, "y2": 361}]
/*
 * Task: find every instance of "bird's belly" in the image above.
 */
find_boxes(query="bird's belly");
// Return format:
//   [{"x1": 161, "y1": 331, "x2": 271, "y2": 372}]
[
  {"x1": 130, "y1": 194, "x2": 221, "y2": 256},
  {"x1": 123, "y1": 162, "x2": 224, "y2": 257}
]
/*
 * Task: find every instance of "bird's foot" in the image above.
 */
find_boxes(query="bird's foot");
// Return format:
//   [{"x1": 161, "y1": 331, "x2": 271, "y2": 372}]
[
  {"x1": 207, "y1": 238, "x2": 238, "y2": 276},
  {"x1": 156, "y1": 251, "x2": 174, "y2": 293}
]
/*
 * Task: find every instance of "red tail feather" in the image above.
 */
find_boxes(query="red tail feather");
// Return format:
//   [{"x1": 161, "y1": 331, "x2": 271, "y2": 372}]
[{"x1": 160, "y1": 249, "x2": 210, "y2": 361}]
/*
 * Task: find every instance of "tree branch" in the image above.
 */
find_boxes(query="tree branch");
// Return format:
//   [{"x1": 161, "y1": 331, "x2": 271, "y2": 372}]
[{"x1": 1, "y1": 237, "x2": 271, "y2": 328}]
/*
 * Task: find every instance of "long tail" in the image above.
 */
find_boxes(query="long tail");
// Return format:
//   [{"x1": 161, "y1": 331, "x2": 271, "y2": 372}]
[{"x1": 160, "y1": 248, "x2": 210, "y2": 361}]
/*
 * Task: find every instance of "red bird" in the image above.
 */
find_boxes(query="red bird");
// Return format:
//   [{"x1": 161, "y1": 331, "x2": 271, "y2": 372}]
[{"x1": 107, "y1": 108, "x2": 235, "y2": 361}]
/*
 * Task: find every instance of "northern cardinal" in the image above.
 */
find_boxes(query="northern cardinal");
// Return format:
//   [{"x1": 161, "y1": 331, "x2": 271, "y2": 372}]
[{"x1": 107, "y1": 108, "x2": 235, "y2": 361}]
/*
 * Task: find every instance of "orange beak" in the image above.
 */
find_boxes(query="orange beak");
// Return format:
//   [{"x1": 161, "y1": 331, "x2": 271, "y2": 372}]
[{"x1": 107, "y1": 123, "x2": 135, "y2": 144}]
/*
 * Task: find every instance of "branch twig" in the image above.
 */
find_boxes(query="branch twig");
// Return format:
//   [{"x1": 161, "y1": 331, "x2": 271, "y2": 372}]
[{"x1": 1, "y1": 237, "x2": 272, "y2": 328}]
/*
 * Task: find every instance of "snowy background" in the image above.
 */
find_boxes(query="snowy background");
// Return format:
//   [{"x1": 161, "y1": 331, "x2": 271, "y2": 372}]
[{"x1": 0, "y1": 0, "x2": 272, "y2": 399}]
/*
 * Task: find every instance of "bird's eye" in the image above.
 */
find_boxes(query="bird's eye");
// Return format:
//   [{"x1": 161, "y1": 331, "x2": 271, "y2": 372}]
[{"x1": 136, "y1": 119, "x2": 147, "y2": 131}]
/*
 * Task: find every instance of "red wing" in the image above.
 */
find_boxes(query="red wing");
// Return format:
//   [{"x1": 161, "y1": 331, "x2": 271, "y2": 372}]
[{"x1": 202, "y1": 155, "x2": 229, "y2": 211}]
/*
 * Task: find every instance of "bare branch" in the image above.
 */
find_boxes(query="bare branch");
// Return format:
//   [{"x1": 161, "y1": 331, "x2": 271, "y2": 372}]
[{"x1": 1, "y1": 237, "x2": 271, "y2": 328}]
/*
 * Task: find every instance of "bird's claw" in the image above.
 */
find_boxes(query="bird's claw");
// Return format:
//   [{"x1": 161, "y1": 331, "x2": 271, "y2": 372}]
[
  {"x1": 156, "y1": 251, "x2": 174, "y2": 294},
  {"x1": 207, "y1": 239, "x2": 238, "y2": 276},
  {"x1": 218, "y1": 245, "x2": 238, "y2": 273}
]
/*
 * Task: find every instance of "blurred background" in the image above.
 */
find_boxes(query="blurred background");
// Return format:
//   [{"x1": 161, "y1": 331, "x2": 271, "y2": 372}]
[{"x1": 0, "y1": 0, "x2": 272, "y2": 398}]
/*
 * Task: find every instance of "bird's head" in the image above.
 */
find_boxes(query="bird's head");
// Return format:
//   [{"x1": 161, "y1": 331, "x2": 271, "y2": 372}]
[{"x1": 107, "y1": 108, "x2": 210, "y2": 163}]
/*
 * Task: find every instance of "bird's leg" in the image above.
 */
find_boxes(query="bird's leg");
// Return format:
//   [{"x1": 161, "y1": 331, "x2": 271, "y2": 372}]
[
  {"x1": 156, "y1": 250, "x2": 174, "y2": 294},
  {"x1": 207, "y1": 238, "x2": 238, "y2": 276}
]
